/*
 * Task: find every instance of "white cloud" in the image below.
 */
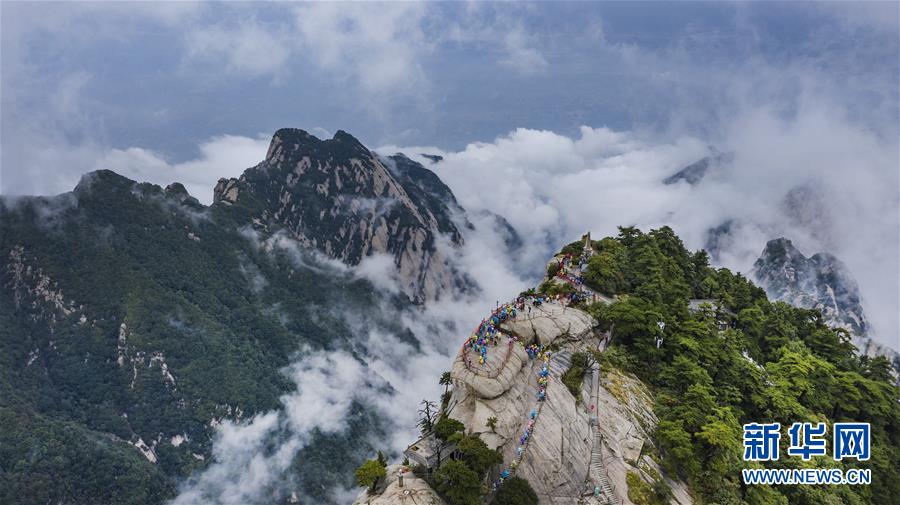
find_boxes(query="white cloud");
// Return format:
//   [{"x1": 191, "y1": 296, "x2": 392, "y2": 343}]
[
  {"x1": 355, "y1": 254, "x2": 402, "y2": 295},
  {"x1": 1, "y1": 127, "x2": 268, "y2": 204},
  {"x1": 385, "y1": 106, "x2": 898, "y2": 347},
  {"x1": 95, "y1": 134, "x2": 270, "y2": 203},
  {"x1": 170, "y1": 349, "x2": 376, "y2": 505},
  {"x1": 186, "y1": 20, "x2": 291, "y2": 77},
  {"x1": 179, "y1": 3, "x2": 432, "y2": 98},
  {"x1": 816, "y1": 1, "x2": 900, "y2": 35},
  {"x1": 179, "y1": 3, "x2": 551, "y2": 97},
  {"x1": 441, "y1": 5, "x2": 549, "y2": 76},
  {"x1": 292, "y1": 2, "x2": 430, "y2": 95},
  {"x1": 499, "y1": 25, "x2": 548, "y2": 74}
]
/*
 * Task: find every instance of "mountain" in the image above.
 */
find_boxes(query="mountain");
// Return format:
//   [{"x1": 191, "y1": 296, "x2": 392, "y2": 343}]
[
  {"x1": 663, "y1": 152, "x2": 733, "y2": 186},
  {"x1": 213, "y1": 128, "x2": 469, "y2": 303},
  {"x1": 750, "y1": 238, "x2": 899, "y2": 373},
  {"x1": 0, "y1": 129, "x2": 473, "y2": 505},
  {"x1": 5, "y1": 133, "x2": 898, "y2": 505},
  {"x1": 702, "y1": 219, "x2": 736, "y2": 263},
  {"x1": 355, "y1": 246, "x2": 694, "y2": 505},
  {"x1": 355, "y1": 228, "x2": 900, "y2": 505},
  {"x1": 751, "y1": 238, "x2": 867, "y2": 336}
]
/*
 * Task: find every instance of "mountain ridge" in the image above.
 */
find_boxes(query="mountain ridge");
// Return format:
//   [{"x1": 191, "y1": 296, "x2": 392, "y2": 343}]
[
  {"x1": 213, "y1": 128, "x2": 469, "y2": 302},
  {"x1": 0, "y1": 128, "x2": 474, "y2": 505}
]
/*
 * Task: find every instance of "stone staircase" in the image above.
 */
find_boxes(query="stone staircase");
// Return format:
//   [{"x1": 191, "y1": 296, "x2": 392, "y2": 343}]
[
  {"x1": 548, "y1": 348, "x2": 573, "y2": 377},
  {"x1": 586, "y1": 360, "x2": 620, "y2": 505},
  {"x1": 588, "y1": 429, "x2": 620, "y2": 505}
]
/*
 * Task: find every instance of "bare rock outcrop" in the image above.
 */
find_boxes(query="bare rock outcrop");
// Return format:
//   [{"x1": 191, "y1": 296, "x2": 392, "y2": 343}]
[
  {"x1": 389, "y1": 301, "x2": 695, "y2": 505},
  {"x1": 212, "y1": 129, "x2": 470, "y2": 303},
  {"x1": 502, "y1": 302, "x2": 595, "y2": 345}
]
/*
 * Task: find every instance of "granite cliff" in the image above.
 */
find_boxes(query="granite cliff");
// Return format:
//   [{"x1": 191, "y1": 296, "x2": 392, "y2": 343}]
[
  {"x1": 355, "y1": 251, "x2": 693, "y2": 505},
  {"x1": 751, "y1": 238, "x2": 899, "y2": 376},
  {"x1": 213, "y1": 129, "x2": 469, "y2": 302}
]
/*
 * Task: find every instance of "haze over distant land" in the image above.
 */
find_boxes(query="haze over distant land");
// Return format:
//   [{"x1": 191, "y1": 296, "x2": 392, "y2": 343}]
[{"x1": 2, "y1": 5, "x2": 897, "y2": 342}]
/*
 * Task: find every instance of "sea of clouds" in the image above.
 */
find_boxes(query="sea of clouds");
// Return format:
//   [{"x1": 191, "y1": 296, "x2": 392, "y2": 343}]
[{"x1": 384, "y1": 104, "x2": 899, "y2": 345}]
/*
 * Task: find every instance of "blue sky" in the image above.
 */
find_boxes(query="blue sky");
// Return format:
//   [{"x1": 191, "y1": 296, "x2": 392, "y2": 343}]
[{"x1": 2, "y1": 1, "x2": 899, "y2": 344}]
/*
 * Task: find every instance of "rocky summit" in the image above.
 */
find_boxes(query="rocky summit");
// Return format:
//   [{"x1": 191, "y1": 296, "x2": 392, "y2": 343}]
[
  {"x1": 751, "y1": 238, "x2": 868, "y2": 336},
  {"x1": 353, "y1": 227, "x2": 900, "y2": 505},
  {"x1": 214, "y1": 128, "x2": 469, "y2": 303},
  {"x1": 751, "y1": 238, "x2": 900, "y2": 378}
]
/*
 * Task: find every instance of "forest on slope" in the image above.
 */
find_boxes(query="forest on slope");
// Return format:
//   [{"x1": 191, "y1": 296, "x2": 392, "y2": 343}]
[
  {"x1": 0, "y1": 171, "x2": 407, "y2": 504},
  {"x1": 570, "y1": 227, "x2": 899, "y2": 505}
]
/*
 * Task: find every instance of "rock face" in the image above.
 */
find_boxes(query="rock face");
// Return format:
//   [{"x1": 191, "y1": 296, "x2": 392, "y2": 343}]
[
  {"x1": 366, "y1": 300, "x2": 693, "y2": 505},
  {"x1": 213, "y1": 129, "x2": 468, "y2": 302},
  {"x1": 751, "y1": 238, "x2": 900, "y2": 372},
  {"x1": 752, "y1": 238, "x2": 868, "y2": 336},
  {"x1": 502, "y1": 302, "x2": 595, "y2": 346}
]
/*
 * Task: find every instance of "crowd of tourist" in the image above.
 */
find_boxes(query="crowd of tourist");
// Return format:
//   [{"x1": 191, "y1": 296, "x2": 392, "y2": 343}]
[{"x1": 493, "y1": 352, "x2": 552, "y2": 492}]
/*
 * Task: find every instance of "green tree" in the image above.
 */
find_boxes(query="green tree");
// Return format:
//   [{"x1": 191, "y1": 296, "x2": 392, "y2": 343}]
[
  {"x1": 439, "y1": 371, "x2": 452, "y2": 396},
  {"x1": 434, "y1": 417, "x2": 465, "y2": 441},
  {"x1": 355, "y1": 459, "x2": 387, "y2": 493},
  {"x1": 584, "y1": 251, "x2": 625, "y2": 294},
  {"x1": 432, "y1": 460, "x2": 481, "y2": 505},
  {"x1": 547, "y1": 261, "x2": 561, "y2": 278},
  {"x1": 555, "y1": 227, "x2": 900, "y2": 505},
  {"x1": 656, "y1": 419, "x2": 699, "y2": 479},
  {"x1": 493, "y1": 476, "x2": 538, "y2": 505},
  {"x1": 433, "y1": 416, "x2": 465, "y2": 467},
  {"x1": 561, "y1": 352, "x2": 589, "y2": 400},
  {"x1": 455, "y1": 434, "x2": 502, "y2": 475}
]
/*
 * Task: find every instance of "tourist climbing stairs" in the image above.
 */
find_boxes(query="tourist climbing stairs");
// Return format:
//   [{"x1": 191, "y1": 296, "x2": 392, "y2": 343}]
[
  {"x1": 588, "y1": 429, "x2": 619, "y2": 505},
  {"x1": 548, "y1": 348, "x2": 573, "y2": 377},
  {"x1": 487, "y1": 338, "x2": 575, "y2": 502}
]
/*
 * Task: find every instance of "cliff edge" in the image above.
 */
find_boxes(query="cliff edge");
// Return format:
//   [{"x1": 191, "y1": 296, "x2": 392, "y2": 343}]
[{"x1": 355, "y1": 252, "x2": 693, "y2": 505}]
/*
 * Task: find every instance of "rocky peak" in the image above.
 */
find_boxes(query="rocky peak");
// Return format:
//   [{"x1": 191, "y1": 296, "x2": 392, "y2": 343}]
[
  {"x1": 213, "y1": 128, "x2": 468, "y2": 302},
  {"x1": 751, "y1": 238, "x2": 899, "y2": 376},
  {"x1": 165, "y1": 182, "x2": 189, "y2": 196},
  {"x1": 74, "y1": 169, "x2": 134, "y2": 196},
  {"x1": 751, "y1": 237, "x2": 868, "y2": 336},
  {"x1": 357, "y1": 299, "x2": 693, "y2": 505},
  {"x1": 663, "y1": 151, "x2": 733, "y2": 186}
]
